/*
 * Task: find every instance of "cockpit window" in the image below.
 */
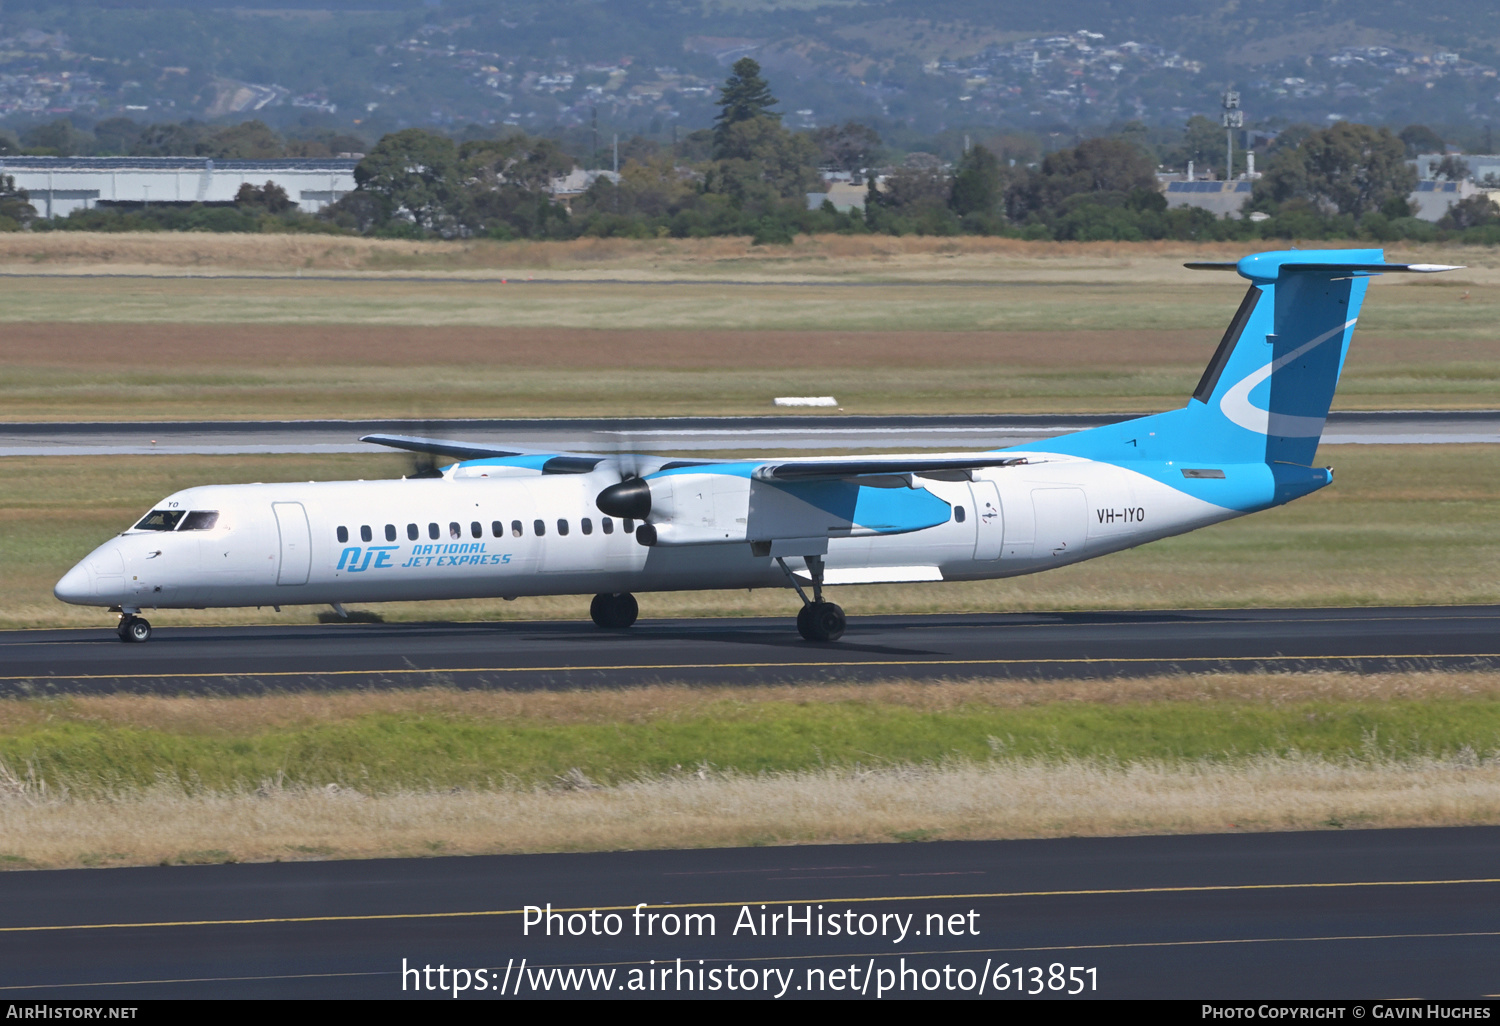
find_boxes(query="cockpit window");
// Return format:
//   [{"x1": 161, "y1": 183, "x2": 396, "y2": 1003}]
[
  {"x1": 180, "y1": 510, "x2": 220, "y2": 531},
  {"x1": 135, "y1": 509, "x2": 185, "y2": 531}
]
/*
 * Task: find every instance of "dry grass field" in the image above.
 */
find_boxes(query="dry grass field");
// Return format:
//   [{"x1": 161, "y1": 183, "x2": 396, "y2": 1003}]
[
  {"x1": 3, "y1": 233, "x2": 1500, "y2": 283},
  {"x1": 0, "y1": 233, "x2": 1494, "y2": 420}
]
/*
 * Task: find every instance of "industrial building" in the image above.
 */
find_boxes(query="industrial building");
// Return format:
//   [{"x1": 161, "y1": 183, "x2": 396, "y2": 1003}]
[{"x1": 0, "y1": 156, "x2": 358, "y2": 218}]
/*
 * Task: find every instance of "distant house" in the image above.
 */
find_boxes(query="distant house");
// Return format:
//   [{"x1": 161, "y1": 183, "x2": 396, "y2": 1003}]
[
  {"x1": 547, "y1": 167, "x2": 619, "y2": 211},
  {"x1": 1164, "y1": 180, "x2": 1252, "y2": 218},
  {"x1": 1408, "y1": 179, "x2": 1480, "y2": 222},
  {"x1": 1407, "y1": 154, "x2": 1496, "y2": 221}
]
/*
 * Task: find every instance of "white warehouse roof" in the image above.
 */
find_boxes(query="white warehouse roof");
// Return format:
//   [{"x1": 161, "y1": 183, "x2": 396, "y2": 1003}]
[{"x1": 0, "y1": 156, "x2": 360, "y2": 218}]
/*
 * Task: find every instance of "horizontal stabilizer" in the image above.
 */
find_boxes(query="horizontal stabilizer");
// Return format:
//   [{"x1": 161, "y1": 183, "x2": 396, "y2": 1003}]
[
  {"x1": 1187, "y1": 254, "x2": 1464, "y2": 280},
  {"x1": 1273, "y1": 262, "x2": 1465, "y2": 275}
]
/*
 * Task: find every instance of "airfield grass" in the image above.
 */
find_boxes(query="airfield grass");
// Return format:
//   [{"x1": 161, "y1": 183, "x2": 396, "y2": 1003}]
[
  {"x1": 0, "y1": 236, "x2": 1496, "y2": 419},
  {"x1": 2, "y1": 674, "x2": 1500, "y2": 868},
  {"x1": 4, "y1": 444, "x2": 1500, "y2": 630}
]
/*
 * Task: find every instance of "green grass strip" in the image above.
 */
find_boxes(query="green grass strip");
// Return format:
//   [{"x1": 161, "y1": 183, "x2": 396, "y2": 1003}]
[{"x1": 5, "y1": 700, "x2": 1500, "y2": 794}]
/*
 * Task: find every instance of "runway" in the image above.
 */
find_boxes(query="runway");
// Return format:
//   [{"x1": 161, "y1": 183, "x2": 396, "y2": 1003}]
[
  {"x1": 4, "y1": 410, "x2": 1500, "y2": 457},
  {"x1": 3, "y1": 827, "x2": 1499, "y2": 998},
  {"x1": 6, "y1": 605, "x2": 1500, "y2": 694}
]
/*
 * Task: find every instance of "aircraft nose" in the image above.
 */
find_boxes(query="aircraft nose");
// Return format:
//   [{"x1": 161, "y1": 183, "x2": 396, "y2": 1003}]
[
  {"x1": 54, "y1": 562, "x2": 93, "y2": 605},
  {"x1": 55, "y1": 544, "x2": 127, "y2": 606}
]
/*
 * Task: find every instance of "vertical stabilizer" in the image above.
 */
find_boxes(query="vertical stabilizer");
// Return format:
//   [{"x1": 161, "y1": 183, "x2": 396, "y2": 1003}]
[
  {"x1": 1188, "y1": 251, "x2": 1373, "y2": 467},
  {"x1": 1023, "y1": 249, "x2": 1461, "y2": 472}
]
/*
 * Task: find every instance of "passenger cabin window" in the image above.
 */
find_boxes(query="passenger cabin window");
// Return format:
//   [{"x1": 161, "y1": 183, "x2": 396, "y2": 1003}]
[
  {"x1": 511, "y1": 520, "x2": 523, "y2": 538},
  {"x1": 360, "y1": 525, "x2": 373, "y2": 542},
  {"x1": 448, "y1": 522, "x2": 461, "y2": 540},
  {"x1": 385, "y1": 524, "x2": 397, "y2": 542},
  {"x1": 471, "y1": 521, "x2": 482, "y2": 539},
  {"x1": 492, "y1": 521, "x2": 503, "y2": 538},
  {"x1": 623, "y1": 519, "x2": 635, "y2": 534},
  {"x1": 428, "y1": 523, "x2": 440, "y2": 540},
  {"x1": 954, "y1": 506, "x2": 966, "y2": 523},
  {"x1": 581, "y1": 517, "x2": 593, "y2": 535},
  {"x1": 180, "y1": 510, "x2": 219, "y2": 531},
  {"x1": 135, "y1": 509, "x2": 185, "y2": 532},
  {"x1": 337, "y1": 526, "x2": 349, "y2": 543},
  {"x1": 602, "y1": 518, "x2": 614, "y2": 535},
  {"x1": 534, "y1": 519, "x2": 546, "y2": 537},
  {"x1": 557, "y1": 519, "x2": 569, "y2": 536},
  {"x1": 407, "y1": 524, "x2": 419, "y2": 541}
]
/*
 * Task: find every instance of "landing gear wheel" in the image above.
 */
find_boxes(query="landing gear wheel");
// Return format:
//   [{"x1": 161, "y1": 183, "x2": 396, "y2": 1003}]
[
  {"x1": 797, "y1": 601, "x2": 845, "y2": 643},
  {"x1": 590, "y1": 592, "x2": 639, "y2": 630},
  {"x1": 117, "y1": 616, "x2": 152, "y2": 643}
]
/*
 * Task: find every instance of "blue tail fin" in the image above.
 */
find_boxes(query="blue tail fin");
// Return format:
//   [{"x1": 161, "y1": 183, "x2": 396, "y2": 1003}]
[{"x1": 1025, "y1": 248, "x2": 1442, "y2": 469}]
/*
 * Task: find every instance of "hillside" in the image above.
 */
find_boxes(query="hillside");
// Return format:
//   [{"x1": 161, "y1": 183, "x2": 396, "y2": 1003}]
[{"x1": 0, "y1": 1, "x2": 1497, "y2": 141}]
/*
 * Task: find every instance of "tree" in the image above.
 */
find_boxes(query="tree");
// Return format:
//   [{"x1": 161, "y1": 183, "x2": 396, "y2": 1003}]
[
  {"x1": 1438, "y1": 194, "x2": 1500, "y2": 230},
  {"x1": 21, "y1": 119, "x2": 90, "y2": 157},
  {"x1": 354, "y1": 128, "x2": 465, "y2": 234},
  {"x1": 92, "y1": 118, "x2": 143, "y2": 156},
  {"x1": 1399, "y1": 124, "x2": 1445, "y2": 159},
  {"x1": 1256, "y1": 122, "x2": 1416, "y2": 220},
  {"x1": 713, "y1": 58, "x2": 779, "y2": 159},
  {"x1": 708, "y1": 117, "x2": 820, "y2": 198},
  {"x1": 812, "y1": 121, "x2": 882, "y2": 175},
  {"x1": 1432, "y1": 155, "x2": 1470, "y2": 182},
  {"x1": 198, "y1": 120, "x2": 285, "y2": 160},
  {"x1": 950, "y1": 144, "x2": 1004, "y2": 217},
  {"x1": 458, "y1": 133, "x2": 577, "y2": 238},
  {"x1": 1178, "y1": 114, "x2": 1225, "y2": 175},
  {"x1": 235, "y1": 181, "x2": 294, "y2": 214},
  {"x1": 0, "y1": 174, "x2": 35, "y2": 231},
  {"x1": 131, "y1": 122, "x2": 201, "y2": 157},
  {"x1": 1005, "y1": 137, "x2": 1156, "y2": 223}
]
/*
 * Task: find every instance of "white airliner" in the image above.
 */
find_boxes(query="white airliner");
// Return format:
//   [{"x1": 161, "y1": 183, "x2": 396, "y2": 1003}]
[{"x1": 56, "y1": 249, "x2": 1459, "y2": 643}]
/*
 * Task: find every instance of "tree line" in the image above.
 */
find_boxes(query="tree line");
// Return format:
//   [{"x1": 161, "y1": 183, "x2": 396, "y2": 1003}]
[{"x1": 5, "y1": 58, "x2": 1499, "y2": 244}]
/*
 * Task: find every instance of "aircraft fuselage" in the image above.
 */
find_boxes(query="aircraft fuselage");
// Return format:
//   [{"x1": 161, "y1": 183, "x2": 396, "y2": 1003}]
[{"x1": 55, "y1": 453, "x2": 1283, "y2": 613}]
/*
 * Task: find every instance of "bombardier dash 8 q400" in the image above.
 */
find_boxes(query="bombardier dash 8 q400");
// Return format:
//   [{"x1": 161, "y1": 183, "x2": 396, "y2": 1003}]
[{"x1": 57, "y1": 249, "x2": 1460, "y2": 643}]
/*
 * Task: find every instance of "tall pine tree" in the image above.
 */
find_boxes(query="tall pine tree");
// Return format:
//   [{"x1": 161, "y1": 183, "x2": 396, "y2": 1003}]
[{"x1": 713, "y1": 58, "x2": 779, "y2": 159}]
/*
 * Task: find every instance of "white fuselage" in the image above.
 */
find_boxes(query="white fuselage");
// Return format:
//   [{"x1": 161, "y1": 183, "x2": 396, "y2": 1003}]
[{"x1": 55, "y1": 454, "x2": 1246, "y2": 612}]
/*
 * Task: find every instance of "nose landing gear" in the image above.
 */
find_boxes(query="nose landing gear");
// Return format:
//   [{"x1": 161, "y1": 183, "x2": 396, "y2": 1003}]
[
  {"x1": 777, "y1": 555, "x2": 846, "y2": 642},
  {"x1": 590, "y1": 592, "x2": 639, "y2": 629},
  {"x1": 116, "y1": 614, "x2": 152, "y2": 643}
]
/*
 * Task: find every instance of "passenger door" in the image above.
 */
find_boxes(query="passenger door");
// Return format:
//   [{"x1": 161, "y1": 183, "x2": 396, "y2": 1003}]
[{"x1": 272, "y1": 502, "x2": 311, "y2": 585}]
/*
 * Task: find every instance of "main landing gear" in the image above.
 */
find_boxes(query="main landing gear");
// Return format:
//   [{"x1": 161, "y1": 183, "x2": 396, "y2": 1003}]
[
  {"x1": 778, "y1": 555, "x2": 846, "y2": 643},
  {"x1": 590, "y1": 592, "x2": 639, "y2": 630},
  {"x1": 116, "y1": 613, "x2": 152, "y2": 643}
]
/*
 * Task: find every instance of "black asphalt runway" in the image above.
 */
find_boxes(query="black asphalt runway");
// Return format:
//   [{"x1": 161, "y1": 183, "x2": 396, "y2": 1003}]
[
  {"x1": 5, "y1": 605, "x2": 1500, "y2": 694},
  {"x1": 3, "y1": 828, "x2": 1499, "y2": 998}
]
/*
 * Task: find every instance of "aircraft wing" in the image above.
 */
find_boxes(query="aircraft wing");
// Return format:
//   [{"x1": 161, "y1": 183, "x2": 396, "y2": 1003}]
[
  {"x1": 748, "y1": 454, "x2": 1029, "y2": 482},
  {"x1": 364, "y1": 434, "x2": 1034, "y2": 482},
  {"x1": 361, "y1": 433, "x2": 531, "y2": 461},
  {"x1": 360, "y1": 433, "x2": 719, "y2": 475}
]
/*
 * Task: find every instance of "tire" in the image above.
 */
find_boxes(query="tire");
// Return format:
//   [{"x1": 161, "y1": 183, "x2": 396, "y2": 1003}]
[
  {"x1": 797, "y1": 601, "x2": 845, "y2": 643},
  {"x1": 120, "y1": 617, "x2": 152, "y2": 643},
  {"x1": 590, "y1": 593, "x2": 638, "y2": 629}
]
